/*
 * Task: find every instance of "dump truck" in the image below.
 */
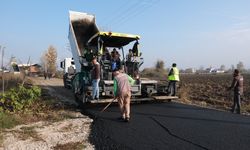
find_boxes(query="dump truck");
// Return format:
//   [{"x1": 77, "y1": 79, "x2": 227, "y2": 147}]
[{"x1": 66, "y1": 11, "x2": 176, "y2": 106}]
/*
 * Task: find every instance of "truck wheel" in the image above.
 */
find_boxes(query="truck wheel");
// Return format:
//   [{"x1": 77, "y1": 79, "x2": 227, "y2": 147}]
[
  {"x1": 63, "y1": 74, "x2": 70, "y2": 89},
  {"x1": 75, "y1": 92, "x2": 87, "y2": 107},
  {"x1": 64, "y1": 83, "x2": 70, "y2": 89},
  {"x1": 63, "y1": 79, "x2": 67, "y2": 88}
]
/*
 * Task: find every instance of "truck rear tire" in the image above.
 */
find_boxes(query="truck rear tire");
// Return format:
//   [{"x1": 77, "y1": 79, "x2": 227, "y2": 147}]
[{"x1": 75, "y1": 92, "x2": 88, "y2": 107}]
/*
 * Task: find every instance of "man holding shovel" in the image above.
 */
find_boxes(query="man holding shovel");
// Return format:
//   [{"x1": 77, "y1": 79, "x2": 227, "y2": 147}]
[
  {"x1": 113, "y1": 69, "x2": 135, "y2": 122},
  {"x1": 227, "y1": 69, "x2": 244, "y2": 114}
]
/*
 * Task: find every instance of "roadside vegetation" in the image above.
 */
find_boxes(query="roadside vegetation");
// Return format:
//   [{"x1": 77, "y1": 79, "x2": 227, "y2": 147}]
[
  {"x1": 0, "y1": 73, "x2": 75, "y2": 133},
  {"x1": 0, "y1": 73, "x2": 41, "y2": 128},
  {"x1": 0, "y1": 85, "x2": 41, "y2": 112},
  {"x1": 0, "y1": 45, "x2": 60, "y2": 129},
  {"x1": 53, "y1": 142, "x2": 87, "y2": 150},
  {"x1": 0, "y1": 74, "x2": 83, "y2": 149},
  {"x1": 0, "y1": 46, "x2": 94, "y2": 149}
]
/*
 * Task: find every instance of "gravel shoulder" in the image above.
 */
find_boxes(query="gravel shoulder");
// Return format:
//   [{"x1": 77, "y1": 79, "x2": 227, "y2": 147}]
[{"x1": 1, "y1": 77, "x2": 94, "y2": 150}]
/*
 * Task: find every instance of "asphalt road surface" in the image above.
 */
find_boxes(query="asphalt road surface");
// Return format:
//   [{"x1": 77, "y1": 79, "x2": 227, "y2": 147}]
[
  {"x1": 32, "y1": 77, "x2": 250, "y2": 150},
  {"x1": 84, "y1": 101, "x2": 250, "y2": 150}
]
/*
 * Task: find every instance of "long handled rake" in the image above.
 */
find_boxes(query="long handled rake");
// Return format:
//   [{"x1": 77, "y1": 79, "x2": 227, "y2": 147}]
[{"x1": 93, "y1": 98, "x2": 117, "y2": 122}]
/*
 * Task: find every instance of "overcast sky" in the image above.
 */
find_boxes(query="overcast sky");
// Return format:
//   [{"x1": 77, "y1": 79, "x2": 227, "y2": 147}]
[{"x1": 1, "y1": 0, "x2": 250, "y2": 69}]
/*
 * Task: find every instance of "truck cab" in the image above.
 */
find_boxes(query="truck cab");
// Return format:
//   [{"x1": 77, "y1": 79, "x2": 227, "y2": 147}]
[{"x1": 60, "y1": 58, "x2": 75, "y2": 88}]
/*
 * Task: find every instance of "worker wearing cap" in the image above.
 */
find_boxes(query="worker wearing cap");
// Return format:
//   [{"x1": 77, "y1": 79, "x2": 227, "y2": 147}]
[
  {"x1": 167, "y1": 63, "x2": 180, "y2": 96},
  {"x1": 113, "y1": 69, "x2": 135, "y2": 122},
  {"x1": 227, "y1": 69, "x2": 244, "y2": 114}
]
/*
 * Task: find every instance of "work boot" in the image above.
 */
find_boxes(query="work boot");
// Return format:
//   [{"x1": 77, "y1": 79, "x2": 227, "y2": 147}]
[
  {"x1": 236, "y1": 109, "x2": 241, "y2": 114},
  {"x1": 117, "y1": 116, "x2": 125, "y2": 121},
  {"x1": 124, "y1": 117, "x2": 130, "y2": 122}
]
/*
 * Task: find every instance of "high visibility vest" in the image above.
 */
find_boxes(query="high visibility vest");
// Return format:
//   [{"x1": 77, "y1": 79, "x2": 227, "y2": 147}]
[{"x1": 168, "y1": 67, "x2": 180, "y2": 81}]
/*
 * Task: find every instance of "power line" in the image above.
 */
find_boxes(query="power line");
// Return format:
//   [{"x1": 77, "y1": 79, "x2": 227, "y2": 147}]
[
  {"x1": 100, "y1": 0, "x2": 143, "y2": 30},
  {"x1": 104, "y1": 0, "x2": 160, "y2": 31},
  {"x1": 114, "y1": 0, "x2": 159, "y2": 30},
  {"x1": 98, "y1": 0, "x2": 131, "y2": 25},
  {"x1": 111, "y1": 1, "x2": 147, "y2": 25},
  {"x1": 101, "y1": 0, "x2": 140, "y2": 25}
]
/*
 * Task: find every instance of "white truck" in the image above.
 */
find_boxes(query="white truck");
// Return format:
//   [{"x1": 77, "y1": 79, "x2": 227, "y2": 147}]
[
  {"x1": 66, "y1": 11, "x2": 175, "y2": 106},
  {"x1": 60, "y1": 58, "x2": 75, "y2": 88}
]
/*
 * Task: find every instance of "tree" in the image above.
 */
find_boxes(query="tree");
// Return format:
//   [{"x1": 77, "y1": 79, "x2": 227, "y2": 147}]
[
  {"x1": 199, "y1": 66, "x2": 204, "y2": 71},
  {"x1": 41, "y1": 51, "x2": 47, "y2": 72},
  {"x1": 230, "y1": 64, "x2": 235, "y2": 72},
  {"x1": 220, "y1": 65, "x2": 226, "y2": 71},
  {"x1": 197, "y1": 66, "x2": 204, "y2": 73},
  {"x1": 155, "y1": 59, "x2": 165, "y2": 71},
  {"x1": 185, "y1": 68, "x2": 195, "y2": 73},
  {"x1": 236, "y1": 61, "x2": 245, "y2": 72},
  {"x1": 41, "y1": 45, "x2": 57, "y2": 75}
]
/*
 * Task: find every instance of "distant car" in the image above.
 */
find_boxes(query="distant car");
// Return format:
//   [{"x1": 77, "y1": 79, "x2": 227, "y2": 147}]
[
  {"x1": 4, "y1": 70, "x2": 10, "y2": 73},
  {"x1": 0, "y1": 69, "x2": 10, "y2": 73}
]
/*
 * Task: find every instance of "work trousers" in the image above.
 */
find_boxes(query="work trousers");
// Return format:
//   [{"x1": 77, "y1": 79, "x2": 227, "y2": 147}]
[
  {"x1": 232, "y1": 91, "x2": 241, "y2": 114},
  {"x1": 168, "y1": 81, "x2": 177, "y2": 96},
  {"x1": 118, "y1": 92, "x2": 131, "y2": 119},
  {"x1": 92, "y1": 79, "x2": 100, "y2": 99}
]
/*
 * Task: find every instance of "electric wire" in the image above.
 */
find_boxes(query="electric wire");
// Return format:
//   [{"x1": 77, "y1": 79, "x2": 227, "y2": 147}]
[
  {"x1": 114, "y1": 0, "x2": 160, "y2": 31},
  {"x1": 100, "y1": 0, "x2": 151, "y2": 31}
]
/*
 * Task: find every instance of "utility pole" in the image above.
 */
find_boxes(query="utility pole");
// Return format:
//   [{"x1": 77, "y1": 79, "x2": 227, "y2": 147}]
[{"x1": 1, "y1": 46, "x2": 5, "y2": 95}]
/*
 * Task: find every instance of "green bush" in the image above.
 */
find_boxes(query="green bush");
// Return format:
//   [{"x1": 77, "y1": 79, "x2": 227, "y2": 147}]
[{"x1": 0, "y1": 85, "x2": 41, "y2": 112}]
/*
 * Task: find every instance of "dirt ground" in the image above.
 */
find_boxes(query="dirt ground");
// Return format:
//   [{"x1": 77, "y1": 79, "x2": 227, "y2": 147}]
[
  {"x1": 1, "y1": 77, "x2": 94, "y2": 150},
  {"x1": 178, "y1": 73, "x2": 250, "y2": 112}
]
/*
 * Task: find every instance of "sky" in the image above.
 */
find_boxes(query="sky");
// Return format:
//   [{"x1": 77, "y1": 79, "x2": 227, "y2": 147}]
[{"x1": 1, "y1": 0, "x2": 250, "y2": 70}]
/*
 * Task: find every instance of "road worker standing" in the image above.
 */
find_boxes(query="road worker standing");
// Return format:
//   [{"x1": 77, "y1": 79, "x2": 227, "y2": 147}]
[
  {"x1": 227, "y1": 69, "x2": 244, "y2": 114},
  {"x1": 167, "y1": 63, "x2": 180, "y2": 96},
  {"x1": 113, "y1": 69, "x2": 135, "y2": 122},
  {"x1": 91, "y1": 56, "x2": 100, "y2": 100}
]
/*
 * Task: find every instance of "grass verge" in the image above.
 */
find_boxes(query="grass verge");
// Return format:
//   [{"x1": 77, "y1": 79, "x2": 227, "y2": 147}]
[
  {"x1": 0, "y1": 112, "x2": 20, "y2": 146},
  {"x1": 0, "y1": 112, "x2": 20, "y2": 129},
  {"x1": 242, "y1": 103, "x2": 250, "y2": 113},
  {"x1": 0, "y1": 133, "x2": 3, "y2": 147},
  {"x1": 17, "y1": 126, "x2": 42, "y2": 141},
  {"x1": 53, "y1": 141, "x2": 87, "y2": 150}
]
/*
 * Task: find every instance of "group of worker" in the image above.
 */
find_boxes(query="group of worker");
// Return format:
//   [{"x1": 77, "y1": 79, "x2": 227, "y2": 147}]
[
  {"x1": 101, "y1": 48, "x2": 121, "y2": 71},
  {"x1": 91, "y1": 56, "x2": 244, "y2": 122},
  {"x1": 101, "y1": 48, "x2": 138, "y2": 72}
]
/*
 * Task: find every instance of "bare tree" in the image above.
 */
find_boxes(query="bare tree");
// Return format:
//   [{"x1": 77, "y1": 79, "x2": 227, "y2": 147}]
[
  {"x1": 220, "y1": 65, "x2": 226, "y2": 71},
  {"x1": 155, "y1": 59, "x2": 165, "y2": 71},
  {"x1": 230, "y1": 64, "x2": 235, "y2": 72},
  {"x1": 236, "y1": 61, "x2": 245, "y2": 72},
  {"x1": 41, "y1": 45, "x2": 57, "y2": 75},
  {"x1": 40, "y1": 51, "x2": 47, "y2": 72},
  {"x1": 197, "y1": 66, "x2": 204, "y2": 73}
]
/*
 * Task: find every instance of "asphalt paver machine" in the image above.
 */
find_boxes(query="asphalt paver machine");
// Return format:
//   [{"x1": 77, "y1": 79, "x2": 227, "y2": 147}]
[{"x1": 67, "y1": 11, "x2": 176, "y2": 106}]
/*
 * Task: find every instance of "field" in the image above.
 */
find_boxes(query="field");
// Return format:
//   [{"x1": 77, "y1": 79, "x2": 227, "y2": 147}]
[{"x1": 178, "y1": 73, "x2": 250, "y2": 112}]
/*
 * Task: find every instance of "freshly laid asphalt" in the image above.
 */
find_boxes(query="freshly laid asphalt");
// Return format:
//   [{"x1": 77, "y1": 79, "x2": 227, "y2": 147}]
[{"x1": 83, "y1": 102, "x2": 250, "y2": 150}]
